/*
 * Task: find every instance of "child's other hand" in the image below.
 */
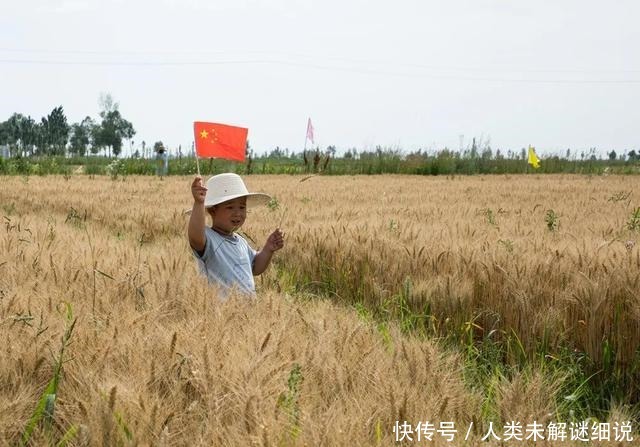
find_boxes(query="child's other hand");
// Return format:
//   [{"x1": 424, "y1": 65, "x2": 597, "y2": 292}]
[
  {"x1": 265, "y1": 228, "x2": 285, "y2": 252},
  {"x1": 191, "y1": 176, "x2": 207, "y2": 204}
]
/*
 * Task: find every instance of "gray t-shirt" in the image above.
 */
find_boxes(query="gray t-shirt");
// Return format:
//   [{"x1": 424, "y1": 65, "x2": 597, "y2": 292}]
[{"x1": 193, "y1": 227, "x2": 257, "y2": 297}]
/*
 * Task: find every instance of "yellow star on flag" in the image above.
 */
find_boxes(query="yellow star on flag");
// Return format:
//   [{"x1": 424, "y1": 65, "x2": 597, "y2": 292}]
[{"x1": 199, "y1": 130, "x2": 208, "y2": 139}]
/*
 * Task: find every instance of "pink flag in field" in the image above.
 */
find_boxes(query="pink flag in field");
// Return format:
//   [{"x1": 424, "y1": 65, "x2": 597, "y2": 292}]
[{"x1": 306, "y1": 118, "x2": 314, "y2": 144}]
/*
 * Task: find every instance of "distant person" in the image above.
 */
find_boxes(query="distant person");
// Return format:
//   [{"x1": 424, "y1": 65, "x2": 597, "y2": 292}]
[
  {"x1": 188, "y1": 173, "x2": 284, "y2": 297},
  {"x1": 155, "y1": 147, "x2": 168, "y2": 177}
]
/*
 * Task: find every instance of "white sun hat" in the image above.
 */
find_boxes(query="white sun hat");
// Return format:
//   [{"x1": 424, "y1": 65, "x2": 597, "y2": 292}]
[{"x1": 204, "y1": 173, "x2": 271, "y2": 208}]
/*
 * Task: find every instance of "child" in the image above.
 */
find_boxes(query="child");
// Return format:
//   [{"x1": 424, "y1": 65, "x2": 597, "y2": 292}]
[{"x1": 188, "y1": 173, "x2": 284, "y2": 297}]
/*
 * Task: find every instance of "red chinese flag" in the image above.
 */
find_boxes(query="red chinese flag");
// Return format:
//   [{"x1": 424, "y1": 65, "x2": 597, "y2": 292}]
[{"x1": 193, "y1": 121, "x2": 248, "y2": 162}]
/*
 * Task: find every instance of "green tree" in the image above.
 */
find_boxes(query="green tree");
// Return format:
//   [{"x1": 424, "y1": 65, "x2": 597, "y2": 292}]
[
  {"x1": 93, "y1": 110, "x2": 136, "y2": 157},
  {"x1": 89, "y1": 122, "x2": 102, "y2": 155},
  {"x1": 32, "y1": 121, "x2": 46, "y2": 155},
  {"x1": 469, "y1": 137, "x2": 478, "y2": 159},
  {"x1": 0, "y1": 120, "x2": 8, "y2": 147},
  {"x1": 22, "y1": 117, "x2": 39, "y2": 155},
  {"x1": 4, "y1": 113, "x2": 40, "y2": 156},
  {"x1": 94, "y1": 94, "x2": 136, "y2": 157},
  {"x1": 40, "y1": 106, "x2": 70, "y2": 155},
  {"x1": 4, "y1": 113, "x2": 26, "y2": 155},
  {"x1": 69, "y1": 117, "x2": 94, "y2": 157},
  {"x1": 2, "y1": 114, "x2": 21, "y2": 154}
]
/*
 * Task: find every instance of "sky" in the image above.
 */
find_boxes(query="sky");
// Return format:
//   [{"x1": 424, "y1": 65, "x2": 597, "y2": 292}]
[{"x1": 1, "y1": 0, "x2": 639, "y2": 157}]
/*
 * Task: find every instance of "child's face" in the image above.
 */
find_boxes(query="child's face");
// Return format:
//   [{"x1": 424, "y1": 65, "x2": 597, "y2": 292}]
[{"x1": 209, "y1": 197, "x2": 247, "y2": 234}]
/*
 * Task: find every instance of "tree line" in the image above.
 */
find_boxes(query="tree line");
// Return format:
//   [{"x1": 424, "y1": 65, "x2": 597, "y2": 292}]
[
  {"x1": 2, "y1": 96, "x2": 639, "y2": 169},
  {"x1": 0, "y1": 94, "x2": 135, "y2": 158}
]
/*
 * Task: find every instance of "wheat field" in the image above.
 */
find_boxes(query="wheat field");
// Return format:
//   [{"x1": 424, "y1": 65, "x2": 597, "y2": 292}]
[{"x1": 1, "y1": 173, "x2": 638, "y2": 446}]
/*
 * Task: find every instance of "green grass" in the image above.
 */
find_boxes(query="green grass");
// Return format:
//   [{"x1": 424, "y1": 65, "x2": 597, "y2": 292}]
[{"x1": 1, "y1": 152, "x2": 639, "y2": 176}]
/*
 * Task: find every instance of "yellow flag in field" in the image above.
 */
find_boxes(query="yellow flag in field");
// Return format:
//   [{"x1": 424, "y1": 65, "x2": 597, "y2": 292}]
[{"x1": 528, "y1": 146, "x2": 540, "y2": 169}]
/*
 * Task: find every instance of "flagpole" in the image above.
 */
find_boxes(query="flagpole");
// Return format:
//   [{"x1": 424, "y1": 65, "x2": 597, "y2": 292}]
[
  {"x1": 302, "y1": 119, "x2": 308, "y2": 174},
  {"x1": 194, "y1": 139, "x2": 201, "y2": 177}
]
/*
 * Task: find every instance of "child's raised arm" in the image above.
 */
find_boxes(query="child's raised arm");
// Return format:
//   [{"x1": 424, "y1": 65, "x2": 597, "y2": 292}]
[
  {"x1": 253, "y1": 228, "x2": 284, "y2": 275},
  {"x1": 188, "y1": 176, "x2": 208, "y2": 252}
]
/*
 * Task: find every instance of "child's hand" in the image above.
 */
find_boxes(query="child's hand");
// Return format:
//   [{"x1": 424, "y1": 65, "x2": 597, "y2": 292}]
[
  {"x1": 191, "y1": 176, "x2": 207, "y2": 204},
  {"x1": 265, "y1": 228, "x2": 285, "y2": 252}
]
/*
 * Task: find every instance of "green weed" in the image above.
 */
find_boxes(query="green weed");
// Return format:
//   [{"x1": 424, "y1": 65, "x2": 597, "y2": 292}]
[
  {"x1": 19, "y1": 302, "x2": 77, "y2": 446},
  {"x1": 545, "y1": 209, "x2": 559, "y2": 231}
]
